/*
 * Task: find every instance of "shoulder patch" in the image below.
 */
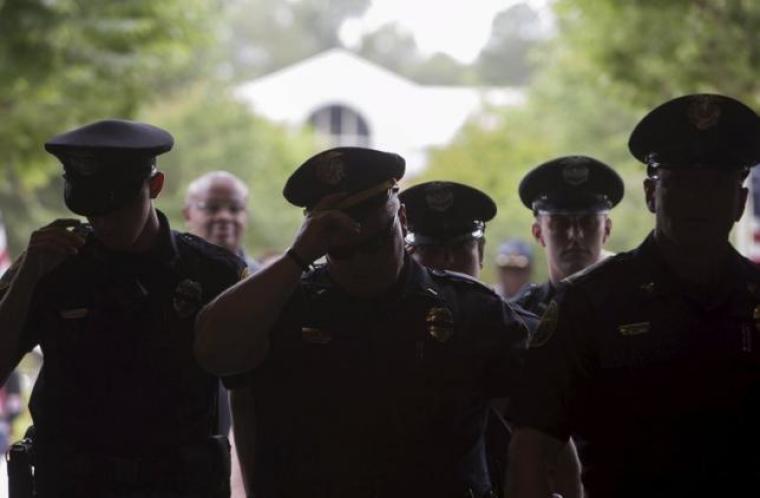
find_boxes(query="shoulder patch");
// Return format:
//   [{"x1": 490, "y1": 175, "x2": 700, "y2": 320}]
[{"x1": 529, "y1": 299, "x2": 558, "y2": 348}]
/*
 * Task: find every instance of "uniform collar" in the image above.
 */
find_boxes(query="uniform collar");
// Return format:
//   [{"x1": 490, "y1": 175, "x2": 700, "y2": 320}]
[
  {"x1": 637, "y1": 231, "x2": 757, "y2": 311},
  {"x1": 305, "y1": 254, "x2": 442, "y2": 303}
]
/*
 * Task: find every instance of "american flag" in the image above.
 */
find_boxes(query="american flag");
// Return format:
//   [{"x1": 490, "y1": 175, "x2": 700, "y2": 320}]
[
  {"x1": 0, "y1": 211, "x2": 11, "y2": 276},
  {"x1": 739, "y1": 167, "x2": 760, "y2": 263}
]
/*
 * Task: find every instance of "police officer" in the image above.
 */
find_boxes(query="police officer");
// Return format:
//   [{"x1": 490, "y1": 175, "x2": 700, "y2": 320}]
[
  {"x1": 494, "y1": 239, "x2": 534, "y2": 300},
  {"x1": 509, "y1": 94, "x2": 760, "y2": 498},
  {"x1": 0, "y1": 119, "x2": 245, "y2": 497},
  {"x1": 195, "y1": 147, "x2": 533, "y2": 498},
  {"x1": 400, "y1": 181, "x2": 496, "y2": 277},
  {"x1": 400, "y1": 181, "x2": 580, "y2": 497},
  {"x1": 512, "y1": 155, "x2": 624, "y2": 315}
]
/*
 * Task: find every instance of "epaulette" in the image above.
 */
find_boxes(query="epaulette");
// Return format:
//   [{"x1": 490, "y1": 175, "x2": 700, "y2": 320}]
[
  {"x1": 429, "y1": 268, "x2": 498, "y2": 296},
  {"x1": 176, "y1": 232, "x2": 247, "y2": 280},
  {"x1": 561, "y1": 250, "x2": 630, "y2": 287}
]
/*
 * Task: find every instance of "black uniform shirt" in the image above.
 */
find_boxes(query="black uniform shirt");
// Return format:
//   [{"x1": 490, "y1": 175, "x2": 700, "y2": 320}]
[
  {"x1": 228, "y1": 256, "x2": 533, "y2": 498},
  {"x1": 3, "y1": 211, "x2": 245, "y2": 457},
  {"x1": 510, "y1": 281, "x2": 556, "y2": 316},
  {"x1": 512, "y1": 232, "x2": 760, "y2": 497}
]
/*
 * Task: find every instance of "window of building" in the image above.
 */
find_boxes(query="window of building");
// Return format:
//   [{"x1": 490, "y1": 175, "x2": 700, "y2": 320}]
[{"x1": 307, "y1": 104, "x2": 371, "y2": 147}]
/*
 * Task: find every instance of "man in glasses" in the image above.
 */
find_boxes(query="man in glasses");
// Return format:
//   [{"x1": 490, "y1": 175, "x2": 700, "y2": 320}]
[
  {"x1": 184, "y1": 171, "x2": 259, "y2": 271},
  {"x1": 513, "y1": 156, "x2": 624, "y2": 315},
  {"x1": 195, "y1": 147, "x2": 533, "y2": 498}
]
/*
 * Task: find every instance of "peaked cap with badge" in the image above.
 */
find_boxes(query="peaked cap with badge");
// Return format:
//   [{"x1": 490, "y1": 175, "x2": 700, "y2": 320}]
[
  {"x1": 629, "y1": 93, "x2": 760, "y2": 173},
  {"x1": 400, "y1": 181, "x2": 497, "y2": 246},
  {"x1": 283, "y1": 147, "x2": 406, "y2": 210},
  {"x1": 45, "y1": 119, "x2": 174, "y2": 217},
  {"x1": 519, "y1": 155, "x2": 624, "y2": 214}
]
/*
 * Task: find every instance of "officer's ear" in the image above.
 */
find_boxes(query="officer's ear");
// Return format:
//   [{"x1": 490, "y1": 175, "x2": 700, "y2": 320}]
[
  {"x1": 602, "y1": 215, "x2": 612, "y2": 243},
  {"x1": 148, "y1": 172, "x2": 165, "y2": 199},
  {"x1": 531, "y1": 219, "x2": 545, "y2": 247},
  {"x1": 398, "y1": 201, "x2": 408, "y2": 237},
  {"x1": 643, "y1": 177, "x2": 657, "y2": 213}
]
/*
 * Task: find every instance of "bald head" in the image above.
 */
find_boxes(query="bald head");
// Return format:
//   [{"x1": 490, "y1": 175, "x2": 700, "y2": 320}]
[{"x1": 183, "y1": 171, "x2": 249, "y2": 254}]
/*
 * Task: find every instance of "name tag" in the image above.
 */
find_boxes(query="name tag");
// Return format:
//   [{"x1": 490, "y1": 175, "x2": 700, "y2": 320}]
[
  {"x1": 59, "y1": 308, "x2": 89, "y2": 319},
  {"x1": 618, "y1": 322, "x2": 650, "y2": 336},
  {"x1": 302, "y1": 327, "x2": 332, "y2": 344}
]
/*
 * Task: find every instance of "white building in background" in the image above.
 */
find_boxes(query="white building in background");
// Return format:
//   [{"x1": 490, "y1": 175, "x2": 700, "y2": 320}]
[{"x1": 234, "y1": 48, "x2": 525, "y2": 176}]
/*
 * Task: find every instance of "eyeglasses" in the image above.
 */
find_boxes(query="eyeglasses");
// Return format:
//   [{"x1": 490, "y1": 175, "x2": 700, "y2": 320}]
[{"x1": 192, "y1": 201, "x2": 247, "y2": 215}]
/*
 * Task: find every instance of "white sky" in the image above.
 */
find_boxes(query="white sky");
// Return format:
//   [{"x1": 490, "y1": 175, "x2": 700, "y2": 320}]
[{"x1": 341, "y1": 0, "x2": 554, "y2": 63}]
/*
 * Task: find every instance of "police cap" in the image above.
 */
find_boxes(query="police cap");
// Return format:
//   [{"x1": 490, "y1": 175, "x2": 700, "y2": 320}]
[
  {"x1": 400, "y1": 181, "x2": 496, "y2": 246},
  {"x1": 519, "y1": 155, "x2": 624, "y2": 214},
  {"x1": 283, "y1": 147, "x2": 405, "y2": 210},
  {"x1": 629, "y1": 93, "x2": 760, "y2": 173},
  {"x1": 495, "y1": 238, "x2": 533, "y2": 269},
  {"x1": 45, "y1": 119, "x2": 174, "y2": 217}
]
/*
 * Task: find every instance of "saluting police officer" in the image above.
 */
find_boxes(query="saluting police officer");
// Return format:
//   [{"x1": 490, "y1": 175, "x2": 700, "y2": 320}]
[
  {"x1": 195, "y1": 148, "x2": 533, "y2": 498},
  {"x1": 400, "y1": 181, "x2": 580, "y2": 498},
  {"x1": 509, "y1": 94, "x2": 760, "y2": 498},
  {"x1": 512, "y1": 156, "x2": 624, "y2": 315},
  {"x1": 0, "y1": 120, "x2": 246, "y2": 497}
]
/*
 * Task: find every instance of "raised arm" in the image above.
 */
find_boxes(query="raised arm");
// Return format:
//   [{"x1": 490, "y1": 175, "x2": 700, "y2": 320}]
[
  {"x1": 194, "y1": 194, "x2": 359, "y2": 375},
  {"x1": 0, "y1": 219, "x2": 85, "y2": 384}
]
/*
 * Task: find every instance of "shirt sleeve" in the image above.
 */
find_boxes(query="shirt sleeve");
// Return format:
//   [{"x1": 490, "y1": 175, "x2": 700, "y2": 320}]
[
  {"x1": 482, "y1": 298, "x2": 534, "y2": 399},
  {"x1": 508, "y1": 284, "x2": 597, "y2": 442}
]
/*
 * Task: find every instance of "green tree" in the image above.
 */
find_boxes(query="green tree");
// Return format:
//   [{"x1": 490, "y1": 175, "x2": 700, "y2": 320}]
[
  {"x1": 217, "y1": 0, "x2": 370, "y2": 81},
  {"x1": 475, "y1": 2, "x2": 544, "y2": 85},
  {"x1": 0, "y1": 0, "x2": 216, "y2": 256}
]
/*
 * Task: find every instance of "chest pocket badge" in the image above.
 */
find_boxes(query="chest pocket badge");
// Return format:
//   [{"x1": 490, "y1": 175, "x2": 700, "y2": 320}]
[
  {"x1": 426, "y1": 307, "x2": 454, "y2": 343},
  {"x1": 302, "y1": 327, "x2": 333, "y2": 344},
  {"x1": 618, "y1": 322, "x2": 650, "y2": 336},
  {"x1": 59, "y1": 308, "x2": 89, "y2": 319},
  {"x1": 173, "y1": 279, "x2": 203, "y2": 319}
]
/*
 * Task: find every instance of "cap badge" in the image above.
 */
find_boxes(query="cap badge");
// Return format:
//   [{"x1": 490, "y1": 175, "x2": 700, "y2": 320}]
[
  {"x1": 315, "y1": 151, "x2": 346, "y2": 185},
  {"x1": 173, "y1": 278, "x2": 203, "y2": 319},
  {"x1": 426, "y1": 307, "x2": 454, "y2": 343},
  {"x1": 425, "y1": 184, "x2": 454, "y2": 212},
  {"x1": 562, "y1": 163, "x2": 589, "y2": 186},
  {"x1": 688, "y1": 95, "x2": 721, "y2": 130}
]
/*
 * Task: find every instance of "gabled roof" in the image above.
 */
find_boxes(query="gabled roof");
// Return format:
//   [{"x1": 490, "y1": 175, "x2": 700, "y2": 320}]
[{"x1": 235, "y1": 48, "x2": 525, "y2": 174}]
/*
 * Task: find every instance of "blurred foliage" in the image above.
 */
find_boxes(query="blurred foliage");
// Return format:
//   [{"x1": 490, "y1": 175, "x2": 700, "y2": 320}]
[
  {"x1": 475, "y1": 2, "x2": 544, "y2": 85},
  {"x1": 355, "y1": 23, "x2": 477, "y2": 85},
  {"x1": 217, "y1": 0, "x2": 371, "y2": 81},
  {"x1": 417, "y1": 0, "x2": 760, "y2": 284},
  {"x1": 141, "y1": 82, "x2": 318, "y2": 256},
  {"x1": 0, "y1": 0, "x2": 217, "y2": 256}
]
